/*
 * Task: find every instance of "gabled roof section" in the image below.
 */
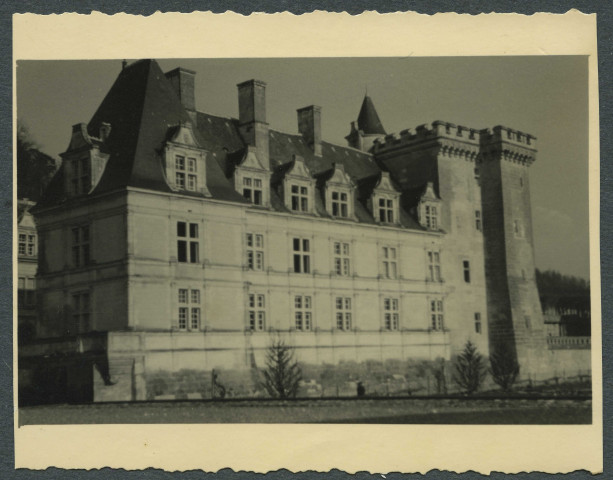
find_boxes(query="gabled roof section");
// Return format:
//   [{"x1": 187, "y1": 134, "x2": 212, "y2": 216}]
[
  {"x1": 357, "y1": 95, "x2": 386, "y2": 135},
  {"x1": 238, "y1": 146, "x2": 267, "y2": 171}
]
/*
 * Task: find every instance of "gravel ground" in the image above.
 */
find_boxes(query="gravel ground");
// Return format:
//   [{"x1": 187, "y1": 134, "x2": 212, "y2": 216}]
[{"x1": 18, "y1": 398, "x2": 592, "y2": 425}]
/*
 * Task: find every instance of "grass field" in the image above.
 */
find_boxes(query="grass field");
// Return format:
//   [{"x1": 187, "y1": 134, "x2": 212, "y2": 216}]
[{"x1": 19, "y1": 397, "x2": 591, "y2": 425}]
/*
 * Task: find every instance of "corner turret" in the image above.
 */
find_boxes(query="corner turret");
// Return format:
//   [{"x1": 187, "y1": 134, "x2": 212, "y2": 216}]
[{"x1": 346, "y1": 95, "x2": 386, "y2": 152}]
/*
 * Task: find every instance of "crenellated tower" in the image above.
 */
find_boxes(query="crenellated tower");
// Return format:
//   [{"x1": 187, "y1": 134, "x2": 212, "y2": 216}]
[{"x1": 479, "y1": 126, "x2": 546, "y2": 377}]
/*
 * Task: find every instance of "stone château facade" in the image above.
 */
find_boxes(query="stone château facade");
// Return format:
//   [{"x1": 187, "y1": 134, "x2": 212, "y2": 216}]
[{"x1": 28, "y1": 59, "x2": 589, "y2": 400}]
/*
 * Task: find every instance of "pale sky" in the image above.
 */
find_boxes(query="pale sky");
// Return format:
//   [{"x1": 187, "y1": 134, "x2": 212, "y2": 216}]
[{"x1": 16, "y1": 57, "x2": 590, "y2": 279}]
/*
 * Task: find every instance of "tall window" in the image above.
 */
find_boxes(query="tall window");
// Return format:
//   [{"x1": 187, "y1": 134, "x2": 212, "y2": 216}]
[
  {"x1": 18, "y1": 277, "x2": 35, "y2": 306},
  {"x1": 430, "y1": 300, "x2": 444, "y2": 330},
  {"x1": 463, "y1": 260, "x2": 471, "y2": 283},
  {"x1": 243, "y1": 177, "x2": 263, "y2": 205},
  {"x1": 425, "y1": 205, "x2": 438, "y2": 229},
  {"x1": 335, "y1": 297, "x2": 352, "y2": 331},
  {"x1": 427, "y1": 251, "x2": 441, "y2": 282},
  {"x1": 72, "y1": 292, "x2": 90, "y2": 333},
  {"x1": 292, "y1": 238, "x2": 311, "y2": 273},
  {"x1": 248, "y1": 294, "x2": 266, "y2": 331},
  {"x1": 294, "y1": 295, "x2": 312, "y2": 331},
  {"x1": 378, "y1": 198, "x2": 394, "y2": 223},
  {"x1": 383, "y1": 298, "x2": 399, "y2": 330},
  {"x1": 382, "y1": 246, "x2": 397, "y2": 279},
  {"x1": 246, "y1": 233, "x2": 264, "y2": 270},
  {"x1": 178, "y1": 288, "x2": 201, "y2": 330},
  {"x1": 333, "y1": 242, "x2": 351, "y2": 276},
  {"x1": 70, "y1": 157, "x2": 91, "y2": 195},
  {"x1": 175, "y1": 155, "x2": 198, "y2": 191},
  {"x1": 474, "y1": 312, "x2": 482, "y2": 334},
  {"x1": 177, "y1": 222, "x2": 199, "y2": 263},
  {"x1": 475, "y1": 210, "x2": 482, "y2": 231},
  {"x1": 18, "y1": 233, "x2": 36, "y2": 256},
  {"x1": 331, "y1": 191, "x2": 349, "y2": 218},
  {"x1": 290, "y1": 184, "x2": 309, "y2": 212},
  {"x1": 71, "y1": 225, "x2": 90, "y2": 267}
]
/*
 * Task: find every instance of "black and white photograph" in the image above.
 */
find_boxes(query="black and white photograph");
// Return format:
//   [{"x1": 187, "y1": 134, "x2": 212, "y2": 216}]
[{"x1": 12, "y1": 10, "x2": 602, "y2": 474}]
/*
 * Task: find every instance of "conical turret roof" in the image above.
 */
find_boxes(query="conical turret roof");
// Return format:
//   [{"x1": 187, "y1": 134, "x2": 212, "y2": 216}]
[{"x1": 357, "y1": 95, "x2": 386, "y2": 135}]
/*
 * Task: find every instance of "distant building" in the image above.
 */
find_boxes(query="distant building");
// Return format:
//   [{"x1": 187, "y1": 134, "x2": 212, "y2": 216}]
[
  {"x1": 26, "y1": 59, "x2": 590, "y2": 400},
  {"x1": 17, "y1": 199, "x2": 37, "y2": 342}
]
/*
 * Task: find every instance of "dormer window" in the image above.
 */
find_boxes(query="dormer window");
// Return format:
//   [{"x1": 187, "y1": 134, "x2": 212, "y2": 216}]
[
  {"x1": 291, "y1": 184, "x2": 309, "y2": 212},
  {"x1": 61, "y1": 123, "x2": 109, "y2": 197},
  {"x1": 370, "y1": 172, "x2": 400, "y2": 225},
  {"x1": 331, "y1": 191, "x2": 349, "y2": 217},
  {"x1": 418, "y1": 182, "x2": 442, "y2": 231},
  {"x1": 163, "y1": 123, "x2": 210, "y2": 196},
  {"x1": 234, "y1": 146, "x2": 271, "y2": 207},
  {"x1": 378, "y1": 197, "x2": 395, "y2": 223},
  {"x1": 324, "y1": 163, "x2": 355, "y2": 220},
  {"x1": 424, "y1": 205, "x2": 438, "y2": 229},
  {"x1": 283, "y1": 155, "x2": 315, "y2": 215},
  {"x1": 174, "y1": 156, "x2": 198, "y2": 191},
  {"x1": 243, "y1": 177, "x2": 263, "y2": 205},
  {"x1": 70, "y1": 157, "x2": 91, "y2": 195}
]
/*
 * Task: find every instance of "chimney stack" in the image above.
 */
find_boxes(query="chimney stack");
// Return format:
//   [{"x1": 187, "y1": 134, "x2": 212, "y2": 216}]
[
  {"x1": 297, "y1": 105, "x2": 322, "y2": 157},
  {"x1": 237, "y1": 80, "x2": 269, "y2": 169},
  {"x1": 165, "y1": 68, "x2": 196, "y2": 123}
]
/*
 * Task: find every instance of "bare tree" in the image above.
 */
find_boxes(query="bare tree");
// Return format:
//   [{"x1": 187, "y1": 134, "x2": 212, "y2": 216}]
[
  {"x1": 453, "y1": 340, "x2": 487, "y2": 395},
  {"x1": 262, "y1": 337, "x2": 302, "y2": 398},
  {"x1": 489, "y1": 344, "x2": 520, "y2": 392}
]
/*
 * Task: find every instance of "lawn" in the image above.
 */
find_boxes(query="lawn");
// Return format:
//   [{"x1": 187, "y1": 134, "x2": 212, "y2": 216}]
[{"x1": 18, "y1": 397, "x2": 591, "y2": 425}]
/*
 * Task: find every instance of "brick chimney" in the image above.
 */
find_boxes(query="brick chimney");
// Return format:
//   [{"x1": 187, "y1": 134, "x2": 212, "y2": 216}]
[
  {"x1": 165, "y1": 68, "x2": 196, "y2": 123},
  {"x1": 237, "y1": 80, "x2": 269, "y2": 169},
  {"x1": 297, "y1": 105, "x2": 322, "y2": 157}
]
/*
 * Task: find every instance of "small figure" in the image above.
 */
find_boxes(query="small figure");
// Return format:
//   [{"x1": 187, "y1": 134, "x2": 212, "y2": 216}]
[{"x1": 357, "y1": 381, "x2": 365, "y2": 397}]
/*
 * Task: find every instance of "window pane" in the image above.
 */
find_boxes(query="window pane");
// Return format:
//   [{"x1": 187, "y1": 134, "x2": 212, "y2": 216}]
[
  {"x1": 295, "y1": 296, "x2": 302, "y2": 309},
  {"x1": 189, "y1": 242, "x2": 199, "y2": 263},
  {"x1": 291, "y1": 185, "x2": 299, "y2": 194},
  {"x1": 246, "y1": 233, "x2": 253, "y2": 246},
  {"x1": 191, "y1": 290, "x2": 200, "y2": 304},
  {"x1": 293, "y1": 238, "x2": 300, "y2": 251},
  {"x1": 302, "y1": 239, "x2": 309, "y2": 251},
  {"x1": 177, "y1": 222, "x2": 186, "y2": 237},
  {"x1": 303, "y1": 255, "x2": 310, "y2": 273},
  {"x1": 248, "y1": 294, "x2": 255, "y2": 307},
  {"x1": 293, "y1": 254, "x2": 301, "y2": 273},
  {"x1": 300, "y1": 186, "x2": 308, "y2": 195},
  {"x1": 304, "y1": 296, "x2": 311, "y2": 309},
  {"x1": 189, "y1": 223, "x2": 198, "y2": 238},
  {"x1": 177, "y1": 240, "x2": 187, "y2": 262},
  {"x1": 253, "y1": 190, "x2": 262, "y2": 205},
  {"x1": 178, "y1": 289, "x2": 188, "y2": 303}
]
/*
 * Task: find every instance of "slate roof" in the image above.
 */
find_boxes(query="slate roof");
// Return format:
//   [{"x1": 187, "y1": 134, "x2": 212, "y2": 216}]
[
  {"x1": 34, "y1": 59, "x2": 427, "y2": 231},
  {"x1": 357, "y1": 95, "x2": 386, "y2": 135}
]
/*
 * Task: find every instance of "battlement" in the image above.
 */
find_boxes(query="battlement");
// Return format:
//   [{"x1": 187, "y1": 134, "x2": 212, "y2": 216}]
[
  {"x1": 373, "y1": 120, "x2": 483, "y2": 153},
  {"x1": 480, "y1": 125, "x2": 537, "y2": 149},
  {"x1": 372, "y1": 121, "x2": 537, "y2": 154}
]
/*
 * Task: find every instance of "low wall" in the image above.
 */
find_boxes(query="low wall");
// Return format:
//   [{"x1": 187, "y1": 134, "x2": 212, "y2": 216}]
[{"x1": 107, "y1": 330, "x2": 452, "y2": 374}]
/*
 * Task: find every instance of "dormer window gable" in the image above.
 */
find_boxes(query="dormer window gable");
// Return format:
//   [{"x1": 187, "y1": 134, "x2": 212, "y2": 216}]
[
  {"x1": 61, "y1": 123, "x2": 110, "y2": 197},
  {"x1": 234, "y1": 146, "x2": 271, "y2": 207},
  {"x1": 325, "y1": 163, "x2": 356, "y2": 220},
  {"x1": 163, "y1": 122, "x2": 211, "y2": 197},
  {"x1": 283, "y1": 155, "x2": 316, "y2": 214},
  {"x1": 418, "y1": 182, "x2": 442, "y2": 231},
  {"x1": 370, "y1": 171, "x2": 401, "y2": 225}
]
